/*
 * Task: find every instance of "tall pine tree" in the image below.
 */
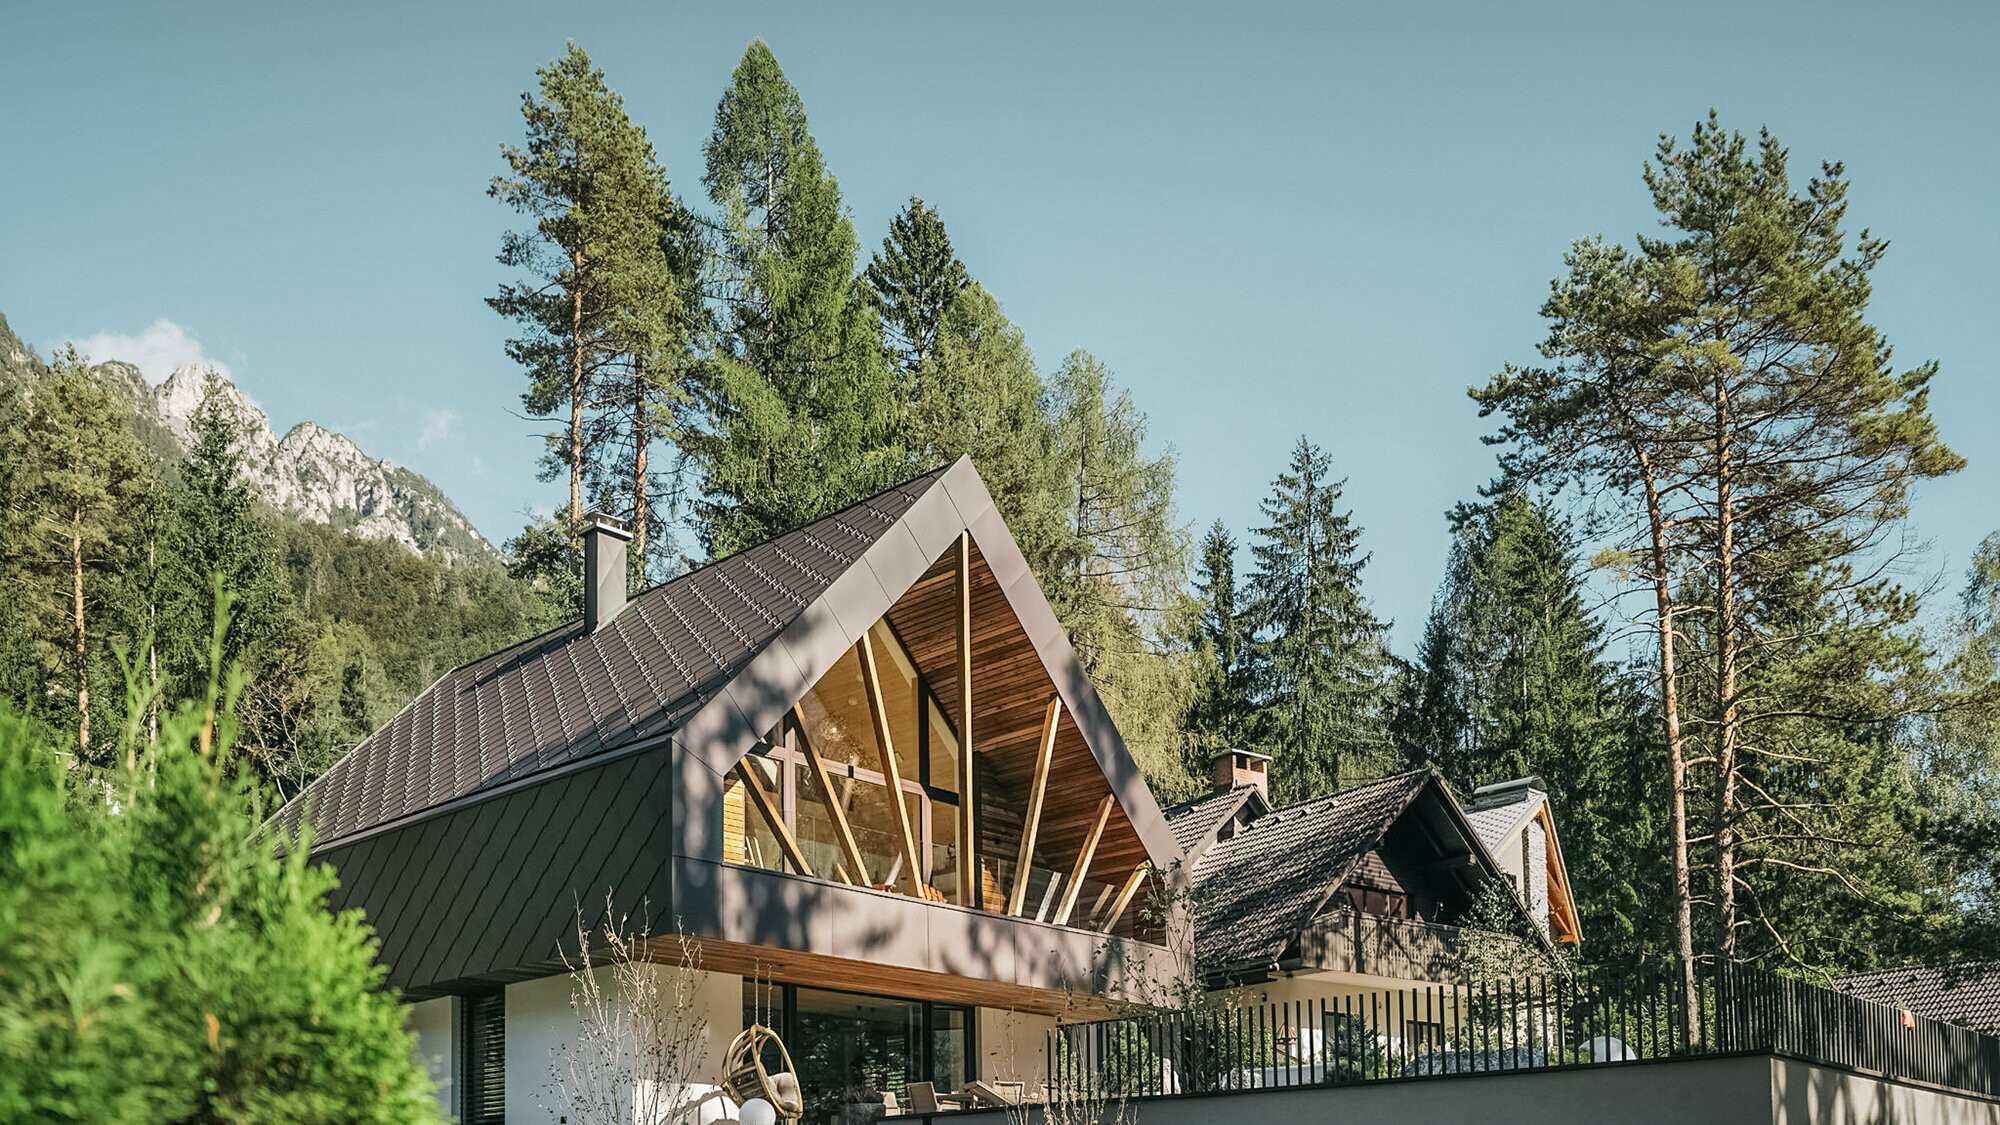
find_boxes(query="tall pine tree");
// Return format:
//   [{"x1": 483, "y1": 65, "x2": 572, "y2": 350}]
[
  {"x1": 490, "y1": 42, "x2": 678, "y2": 538},
  {"x1": 1244, "y1": 437, "x2": 1391, "y2": 800},
  {"x1": 10, "y1": 347, "x2": 147, "y2": 761}
]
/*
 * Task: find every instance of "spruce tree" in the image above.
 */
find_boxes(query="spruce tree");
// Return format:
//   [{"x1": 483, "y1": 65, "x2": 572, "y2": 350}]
[
  {"x1": 1396, "y1": 491, "x2": 1664, "y2": 957},
  {"x1": 867, "y1": 196, "x2": 970, "y2": 374},
  {"x1": 11, "y1": 347, "x2": 147, "y2": 761},
  {"x1": 696, "y1": 40, "x2": 899, "y2": 554},
  {"x1": 491, "y1": 42, "x2": 677, "y2": 537},
  {"x1": 1186, "y1": 520, "x2": 1253, "y2": 773},
  {"x1": 164, "y1": 376, "x2": 284, "y2": 682},
  {"x1": 1244, "y1": 437, "x2": 1391, "y2": 800}
]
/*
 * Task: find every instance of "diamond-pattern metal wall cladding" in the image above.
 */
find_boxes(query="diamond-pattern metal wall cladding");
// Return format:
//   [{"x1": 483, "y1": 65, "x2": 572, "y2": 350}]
[{"x1": 273, "y1": 465, "x2": 951, "y2": 850}]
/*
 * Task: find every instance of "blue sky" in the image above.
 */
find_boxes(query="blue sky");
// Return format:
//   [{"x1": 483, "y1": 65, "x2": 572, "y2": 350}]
[{"x1": 4, "y1": 2, "x2": 1995, "y2": 653}]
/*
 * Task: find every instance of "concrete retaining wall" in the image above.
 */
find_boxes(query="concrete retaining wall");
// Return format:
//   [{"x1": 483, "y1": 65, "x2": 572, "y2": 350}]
[{"x1": 950, "y1": 1054, "x2": 2000, "y2": 1125}]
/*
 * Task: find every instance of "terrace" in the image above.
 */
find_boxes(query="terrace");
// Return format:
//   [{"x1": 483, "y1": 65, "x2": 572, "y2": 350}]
[{"x1": 1033, "y1": 961, "x2": 2000, "y2": 1123}]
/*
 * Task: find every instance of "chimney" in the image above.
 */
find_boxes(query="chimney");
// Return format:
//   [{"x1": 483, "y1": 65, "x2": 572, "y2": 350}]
[
  {"x1": 1469, "y1": 775, "x2": 1547, "y2": 809},
  {"x1": 581, "y1": 512, "x2": 632, "y2": 633},
  {"x1": 1209, "y1": 747, "x2": 1271, "y2": 800}
]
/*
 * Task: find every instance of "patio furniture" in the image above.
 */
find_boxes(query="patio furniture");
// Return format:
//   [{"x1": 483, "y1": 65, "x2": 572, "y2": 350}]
[
  {"x1": 963, "y1": 1081, "x2": 1023, "y2": 1107},
  {"x1": 906, "y1": 1082, "x2": 967, "y2": 1113},
  {"x1": 723, "y1": 1024, "x2": 805, "y2": 1124}
]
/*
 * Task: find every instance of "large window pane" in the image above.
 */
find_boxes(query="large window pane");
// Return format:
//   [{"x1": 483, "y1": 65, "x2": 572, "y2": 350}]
[
  {"x1": 727, "y1": 754, "x2": 787, "y2": 872},
  {"x1": 925, "y1": 698, "x2": 959, "y2": 796},
  {"x1": 799, "y1": 632, "x2": 923, "y2": 784},
  {"x1": 793, "y1": 988, "x2": 922, "y2": 1125},
  {"x1": 928, "y1": 801, "x2": 959, "y2": 902},
  {"x1": 930, "y1": 1005, "x2": 971, "y2": 1095}
]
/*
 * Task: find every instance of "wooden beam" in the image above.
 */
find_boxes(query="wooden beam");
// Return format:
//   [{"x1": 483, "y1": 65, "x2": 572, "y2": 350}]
[
  {"x1": 955, "y1": 531, "x2": 975, "y2": 908},
  {"x1": 734, "y1": 759, "x2": 812, "y2": 878},
  {"x1": 1100, "y1": 864, "x2": 1150, "y2": 934},
  {"x1": 857, "y1": 631, "x2": 924, "y2": 895},
  {"x1": 1054, "y1": 793, "x2": 1115, "y2": 926},
  {"x1": 793, "y1": 705, "x2": 866, "y2": 886},
  {"x1": 1007, "y1": 695, "x2": 1062, "y2": 915}
]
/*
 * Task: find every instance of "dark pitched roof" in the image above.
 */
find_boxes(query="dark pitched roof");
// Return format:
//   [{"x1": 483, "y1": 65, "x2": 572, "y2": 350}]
[
  {"x1": 1186, "y1": 771, "x2": 1433, "y2": 971},
  {"x1": 273, "y1": 467, "x2": 951, "y2": 848},
  {"x1": 1162, "y1": 787, "x2": 1259, "y2": 863},
  {"x1": 1835, "y1": 962, "x2": 2000, "y2": 1035}
]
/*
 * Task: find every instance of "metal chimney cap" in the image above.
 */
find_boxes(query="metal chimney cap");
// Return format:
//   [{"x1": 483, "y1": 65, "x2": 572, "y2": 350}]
[{"x1": 580, "y1": 511, "x2": 633, "y2": 540}]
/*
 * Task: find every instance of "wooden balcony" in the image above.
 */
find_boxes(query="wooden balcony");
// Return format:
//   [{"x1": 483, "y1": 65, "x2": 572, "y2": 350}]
[{"x1": 1293, "y1": 905, "x2": 1465, "y2": 983}]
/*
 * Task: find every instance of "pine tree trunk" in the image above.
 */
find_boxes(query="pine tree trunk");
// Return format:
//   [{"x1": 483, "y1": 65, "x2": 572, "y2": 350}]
[
  {"x1": 72, "y1": 508, "x2": 89, "y2": 759},
  {"x1": 569, "y1": 250, "x2": 587, "y2": 536},
  {"x1": 633, "y1": 356, "x2": 649, "y2": 575},
  {"x1": 1640, "y1": 453, "x2": 1698, "y2": 1042},
  {"x1": 1713, "y1": 376, "x2": 1740, "y2": 963}
]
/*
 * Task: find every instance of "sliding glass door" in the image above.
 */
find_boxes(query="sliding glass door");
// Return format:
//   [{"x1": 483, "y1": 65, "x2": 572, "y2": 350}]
[{"x1": 744, "y1": 981, "x2": 973, "y2": 1125}]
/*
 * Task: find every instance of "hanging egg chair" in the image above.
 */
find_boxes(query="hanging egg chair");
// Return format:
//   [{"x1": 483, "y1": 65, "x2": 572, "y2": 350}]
[{"x1": 723, "y1": 1023, "x2": 804, "y2": 1123}]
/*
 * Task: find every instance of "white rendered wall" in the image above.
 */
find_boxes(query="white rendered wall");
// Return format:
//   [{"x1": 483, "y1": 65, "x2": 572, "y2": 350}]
[
  {"x1": 1525, "y1": 818, "x2": 1550, "y2": 939},
  {"x1": 978, "y1": 1009, "x2": 1057, "y2": 1096},
  {"x1": 506, "y1": 966, "x2": 745, "y2": 1125},
  {"x1": 408, "y1": 996, "x2": 457, "y2": 1119}
]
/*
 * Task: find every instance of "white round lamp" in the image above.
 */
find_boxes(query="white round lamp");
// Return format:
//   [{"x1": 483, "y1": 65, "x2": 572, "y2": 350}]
[{"x1": 740, "y1": 1097, "x2": 778, "y2": 1125}]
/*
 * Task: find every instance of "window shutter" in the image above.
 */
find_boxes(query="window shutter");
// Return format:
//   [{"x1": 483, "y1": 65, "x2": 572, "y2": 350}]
[{"x1": 460, "y1": 989, "x2": 506, "y2": 1124}]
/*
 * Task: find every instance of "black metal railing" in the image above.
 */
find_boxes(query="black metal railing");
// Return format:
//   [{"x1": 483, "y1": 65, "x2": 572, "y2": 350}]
[{"x1": 1046, "y1": 961, "x2": 2000, "y2": 1101}]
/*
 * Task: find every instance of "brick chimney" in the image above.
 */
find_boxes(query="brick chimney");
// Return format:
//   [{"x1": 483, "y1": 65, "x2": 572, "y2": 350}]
[
  {"x1": 581, "y1": 512, "x2": 632, "y2": 633},
  {"x1": 1209, "y1": 747, "x2": 1271, "y2": 800}
]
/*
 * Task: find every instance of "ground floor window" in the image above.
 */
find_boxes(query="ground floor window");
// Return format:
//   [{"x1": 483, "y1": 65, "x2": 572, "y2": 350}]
[
  {"x1": 458, "y1": 988, "x2": 505, "y2": 1125},
  {"x1": 744, "y1": 980, "x2": 973, "y2": 1125}
]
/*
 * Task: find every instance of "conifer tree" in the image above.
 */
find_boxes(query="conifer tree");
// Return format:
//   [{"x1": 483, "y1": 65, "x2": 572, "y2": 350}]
[
  {"x1": 867, "y1": 196, "x2": 970, "y2": 374},
  {"x1": 696, "y1": 40, "x2": 899, "y2": 554},
  {"x1": 491, "y1": 42, "x2": 677, "y2": 538},
  {"x1": 1039, "y1": 352, "x2": 1194, "y2": 793},
  {"x1": 1395, "y1": 491, "x2": 1663, "y2": 957},
  {"x1": 0, "y1": 625, "x2": 440, "y2": 1121},
  {"x1": 1186, "y1": 520, "x2": 1252, "y2": 772},
  {"x1": 1475, "y1": 113, "x2": 1966, "y2": 980},
  {"x1": 164, "y1": 376, "x2": 284, "y2": 683},
  {"x1": 1244, "y1": 437, "x2": 1391, "y2": 800},
  {"x1": 11, "y1": 347, "x2": 147, "y2": 761}
]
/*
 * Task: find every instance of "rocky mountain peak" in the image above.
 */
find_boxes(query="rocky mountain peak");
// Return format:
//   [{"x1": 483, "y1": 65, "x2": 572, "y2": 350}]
[
  {"x1": 140, "y1": 365, "x2": 496, "y2": 565},
  {"x1": 1, "y1": 317, "x2": 496, "y2": 566}
]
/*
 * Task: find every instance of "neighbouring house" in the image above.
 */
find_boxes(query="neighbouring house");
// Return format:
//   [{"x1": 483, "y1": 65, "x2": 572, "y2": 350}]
[
  {"x1": 1462, "y1": 776, "x2": 1583, "y2": 946},
  {"x1": 1163, "y1": 751, "x2": 1557, "y2": 1026},
  {"x1": 1835, "y1": 962, "x2": 2000, "y2": 1036},
  {"x1": 272, "y1": 458, "x2": 1189, "y2": 1125}
]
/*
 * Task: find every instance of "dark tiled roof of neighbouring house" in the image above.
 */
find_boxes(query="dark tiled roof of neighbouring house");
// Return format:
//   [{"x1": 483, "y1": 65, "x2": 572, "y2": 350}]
[
  {"x1": 1162, "y1": 787, "x2": 1257, "y2": 861},
  {"x1": 1835, "y1": 962, "x2": 2000, "y2": 1035},
  {"x1": 1182, "y1": 770, "x2": 1432, "y2": 971},
  {"x1": 271, "y1": 466, "x2": 951, "y2": 848}
]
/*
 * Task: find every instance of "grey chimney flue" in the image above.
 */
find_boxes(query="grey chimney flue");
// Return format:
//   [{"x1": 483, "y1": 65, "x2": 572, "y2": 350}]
[{"x1": 581, "y1": 512, "x2": 633, "y2": 633}]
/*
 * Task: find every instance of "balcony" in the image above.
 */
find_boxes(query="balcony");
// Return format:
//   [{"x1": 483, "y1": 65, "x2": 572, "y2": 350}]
[{"x1": 1293, "y1": 905, "x2": 1465, "y2": 983}]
